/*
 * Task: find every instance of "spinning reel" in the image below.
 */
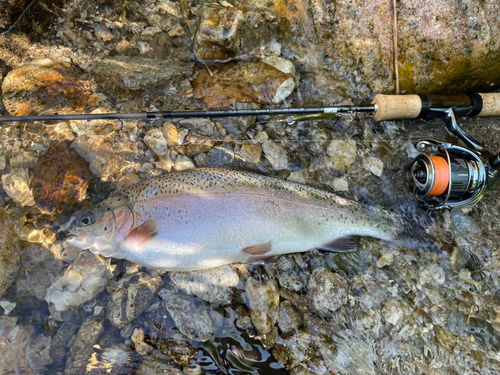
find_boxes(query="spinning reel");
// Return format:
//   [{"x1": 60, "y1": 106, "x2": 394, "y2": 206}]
[{"x1": 410, "y1": 106, "x2": 500, "y2": 209}]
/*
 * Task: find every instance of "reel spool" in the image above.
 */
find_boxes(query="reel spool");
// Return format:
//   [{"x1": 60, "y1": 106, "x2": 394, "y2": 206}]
[{"x1": 410, "y1": 139, "x2": 487, "y2": 209}]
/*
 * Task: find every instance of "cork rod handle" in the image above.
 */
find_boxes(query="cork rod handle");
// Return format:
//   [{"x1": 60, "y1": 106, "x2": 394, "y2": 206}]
[
  {"x1": 371, "y1": 94, "x2": 422, "y2": 121},
  {"x1": 478, "y1": 93, "x2": 500, "y2": 117}
]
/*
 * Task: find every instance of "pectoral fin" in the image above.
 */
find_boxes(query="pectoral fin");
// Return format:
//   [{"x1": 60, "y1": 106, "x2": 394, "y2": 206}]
[
  {"x1": 317, "y1": 236, "x2": 358, "y2": 253},
  {"x1": 242, "y1": 241, "x2": 273, "y2": 255},
  {"x1": 124, "y1": 219, "x2": 158, "y2": 249}
]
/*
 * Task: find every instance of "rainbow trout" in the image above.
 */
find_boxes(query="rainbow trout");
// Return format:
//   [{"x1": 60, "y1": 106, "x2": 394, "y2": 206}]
[{"x1": 67, "y1": 168, "x2": 404, "y2": 271}]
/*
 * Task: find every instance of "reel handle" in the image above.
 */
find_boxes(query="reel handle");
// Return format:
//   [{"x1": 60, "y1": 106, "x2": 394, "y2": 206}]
[{"x1": 373, "y1": 93, "x2": 500, "y2": 121}]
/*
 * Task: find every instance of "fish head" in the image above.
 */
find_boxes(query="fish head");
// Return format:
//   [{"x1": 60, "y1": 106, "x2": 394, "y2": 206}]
[{"x1": 66, "y1": 203, "x2": 134, "y2": 257}]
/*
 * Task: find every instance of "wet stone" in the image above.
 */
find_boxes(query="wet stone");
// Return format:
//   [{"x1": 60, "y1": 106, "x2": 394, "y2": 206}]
[
  {"x1": 277, "y1": 300, "x2": 303, "y2": 334},
  {"x1": 245, "y1": 275, "x2": 280, "y2": 334},
  {"x1": 238, "y1": 143, "x2": 262, "y2": 163},
  {"x1": 163, "y1": 123, "x2": 179, "y2": 147},
  {"x1": 107, "y1": 272, "x2": 163, "y2": 329},
  {"x1": 1, "y1": 171, "x2": 35, "y2": 206},
  {"x1": 381, "y1": 298, "x2": 406, "y2": 327},
  {"x1": 25, "y1": 334, "x2": 52, "y2": 372},
  {"x1": 435, "y1": 326, "x2": 458, "y2": 349},
  {"x1": 157, "y1": 338, "x2": 198, "y2": 367},
  {"x1": 163, "y1": 293, "x2": 213, "y2": 342},
  {"x1": 306, "y1": 267, "x2": 348, "y2": 316},
  {"x1": 169, "y1": 266, "x2": 240, "y2": 305},
  {"x1": 326, "y1": 139, "x2": 357, "y2": 172},
  {"x1": 45, "y1": 251, "x2": 112, "y2": 311},
  {"x1": 0, "y1": 208, "x2": 20, "y2": 298},
  {"x1": 49, "y1": 321, "x2": 80, "y2": 368},
  {"x1": 65, "y1": 317, "x2": 105, "y2": 375},
  {"x1": 272, "y1": 331, "x2": 317, "y2": 371},
  {"x1": 93, "y1": 56, "x2": 193, "y2": 92},
  {"x1": 263, "y1": 140, "x2": 288, "y2": 170},
  {"x1": 188, "y1": 61, "x2": 293, "y2": 107},
  {"x1": 206, "y1": 144, "x2": 235, "y2": 167},
  {"x1": 31, "y1": 144, "x2": 91, "y2": 214},
  {"x1": 86, "y1": 344, "x2": 133, "y2": 374},
  {"x1": 144, "y1": 129, "x2": 169, "y2": 157},
  {"x1": 362, "y1": 156, "x2": 384, "y2": 177},
  {"x1": 0, "y1": 316, "x2": 34, "y2": 375},
  {"x1": 2, "y1": 60, "x2": 95, "y2": 116},
  {"x1": 194, "y1": 3, "x2": 279, "y2": 61}
]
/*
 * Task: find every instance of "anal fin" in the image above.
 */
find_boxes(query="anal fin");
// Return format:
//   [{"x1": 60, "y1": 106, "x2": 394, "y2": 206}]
[
  {"x1": 124, "y1": 219, "x2": 158, "y2": 249},
  {"x1": 242, "y1": 240, "x2": 273, "y2": 255},
  {"x1": 317, "y1": 236, "x2": 358, "y2": 253}
]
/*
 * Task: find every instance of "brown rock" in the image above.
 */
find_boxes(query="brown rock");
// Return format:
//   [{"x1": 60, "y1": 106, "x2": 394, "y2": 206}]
[
  {"x1": 259, "y1": 0, "x2": 500, "y2": 97},
  {"x1": 2, "y1": 60, "x2": 94, "y2": 116},
  {"x1": 0, "y1": 207, "x2": 20, "y2": 298},
  {"x1": 194, "y1": 3, "x2": 279, "y2": 61},
  {"x1": 188, "y1": 61, "x2": 292, "y2": 108},
  {"x1": 31, "y1": 144, "x2": 91, "y2": 214}
]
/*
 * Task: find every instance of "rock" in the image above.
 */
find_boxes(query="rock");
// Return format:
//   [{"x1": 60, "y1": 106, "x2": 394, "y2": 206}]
[
  {"x1": 326, "y1": 139, "x2": 357, "y2": 172},
  {"x1": 0, "y1": 316, "x2": 34, "y2": 375},
  {"x1": 45, "y1": 251, "x2": 113, "y2": 311},
  {"x1": 178, "y1": 119, "x2": 215, "y2": 136},
  {"x1": 262, "y1": 56, "x2": 296, "y2": 75},
  {"x1": 86, "y1": 344, "x2": 132, "y2": 373},
  {"x1": 65, "y1": 317, "x2": 105, "y2": 375},
  {"x1": 418, "y1": 263, "x2": 446, "y2": 285},
  {"x1": 93, "y1": 56, "x2": 192, "y2": 92},
  {"x1": 278, "y1": 270, "x2": 306, "y2": 292},
  {"x1": 206, "y1": 144, "x2": 235, "y2": 167},
  {"x1": 362, "y1": 156, "x2": 384, "y2": 177},
  {"x1": 272, "y1": 331, "x2": 317, "y2": 371},
  {"x1": 194, "y1": 3, "x2": 279, "y2": 61},
  {"x1": 30, "y1": 144, "x2": 91, "y2": 214},
  {"x1": 238, "y1": 143, "x2": 262, "y2": 163},
  {"x1": 0, "y1": 208, "x2": 20, "y2": 298},
  {"x1": 188, "y1": 61, "x2": 293, "y2": 108},
  {"x1": 173, "y1": 155, "x2": 195, "y2": 171},
  {"x1": 435, "y1": 326, "x2": 458, "y2": 349},
  {"x1": 131, "y1": 328, "x2": 153, "y2": 355},
  {"x1": 381, "y1": 298, "x2": 406, "y2": 326},
  {"x1": 157, "y1": 338, "x2": 198, "y2": 367},
  {"x1": 163, "y1": 123, "x2": 179, "y2": 147},
  {"x1": 376, "y1": 252, "x2": 393, "y2": 268},
  {"x1": 236, "y1": 315, "x2": 252, "y2": 330},
  {"x1": 278, "y1": 300, "x2": 303, "y2": 333},
  {"x1": 25, "y1": 334, "x2": 52, "y2": 372},
  {"x1": 1, "y1": 171, "x2": 35, "y2": 206},
  {"x1": 306, "y1": 267, "x2": 348, "y2": 316},
  {"x1": 93, "y1": 23, "x2": 114, "y2": 41},
  {"x1": 2, "y1": 60, "x2": 95, "y2": 116},
  {"x1": 265, "y1": 0, "x2": 500, "y2": 96},
  {"x1": 263, "y1": 141, "x2": 288, "y2": 170},
  {"x1": 107, "y1": 272, "x2": 163, "y2": 329},
  {"x1": 169, "y1": 266, "x2": 240, "y2": 305},
  {"x1": 163, "y1": 293, "x2": 213, "y2": 342},
  {"x1": 245, "y1": 275, "x2": 280, "y2": 334},
  {"x1": 331, "y1": 177, "x2": 349, "y2": 191},
  {"x1": 217, "y1": 103, "x2": 259, "y2": 135},
  {"x1": 144, "y1": 129, "x2": 169, "y2": 157}
]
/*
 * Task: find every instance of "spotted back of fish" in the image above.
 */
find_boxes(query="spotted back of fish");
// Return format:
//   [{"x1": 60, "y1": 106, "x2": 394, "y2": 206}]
[{"x1": 122, "y1": 168, "x2": 361, "y2": 212}]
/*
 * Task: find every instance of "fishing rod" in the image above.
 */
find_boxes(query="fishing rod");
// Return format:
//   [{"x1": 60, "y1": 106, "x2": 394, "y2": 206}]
[{"x1": 2, "y1": 92, "x2": 500, "y2": 209}]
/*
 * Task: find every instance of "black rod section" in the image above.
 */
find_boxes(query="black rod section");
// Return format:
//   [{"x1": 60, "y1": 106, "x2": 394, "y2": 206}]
[{"x1": 0, "y1": 106, "x2": 376, "y2": 123}]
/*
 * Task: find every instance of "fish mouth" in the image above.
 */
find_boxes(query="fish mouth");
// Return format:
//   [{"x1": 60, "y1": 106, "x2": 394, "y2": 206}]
[{"x1": 65, "y1": 232, "x2": 95, "y2": 250}]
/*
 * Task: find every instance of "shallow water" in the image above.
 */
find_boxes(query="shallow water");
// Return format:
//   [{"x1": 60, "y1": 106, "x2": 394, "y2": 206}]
[{"x1": 1, "y1": 0, "x2": 500, "y2": 374}]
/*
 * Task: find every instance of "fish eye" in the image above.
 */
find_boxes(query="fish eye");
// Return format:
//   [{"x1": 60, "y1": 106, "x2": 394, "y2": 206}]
[{"x1": 80, "y1": 213, "x2": 94, "y2": 227}]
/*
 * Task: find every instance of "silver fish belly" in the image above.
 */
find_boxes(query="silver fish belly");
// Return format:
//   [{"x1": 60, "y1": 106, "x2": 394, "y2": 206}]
[{"x1": 111, "y1": 168, "x2": 402, "y2": 271}]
